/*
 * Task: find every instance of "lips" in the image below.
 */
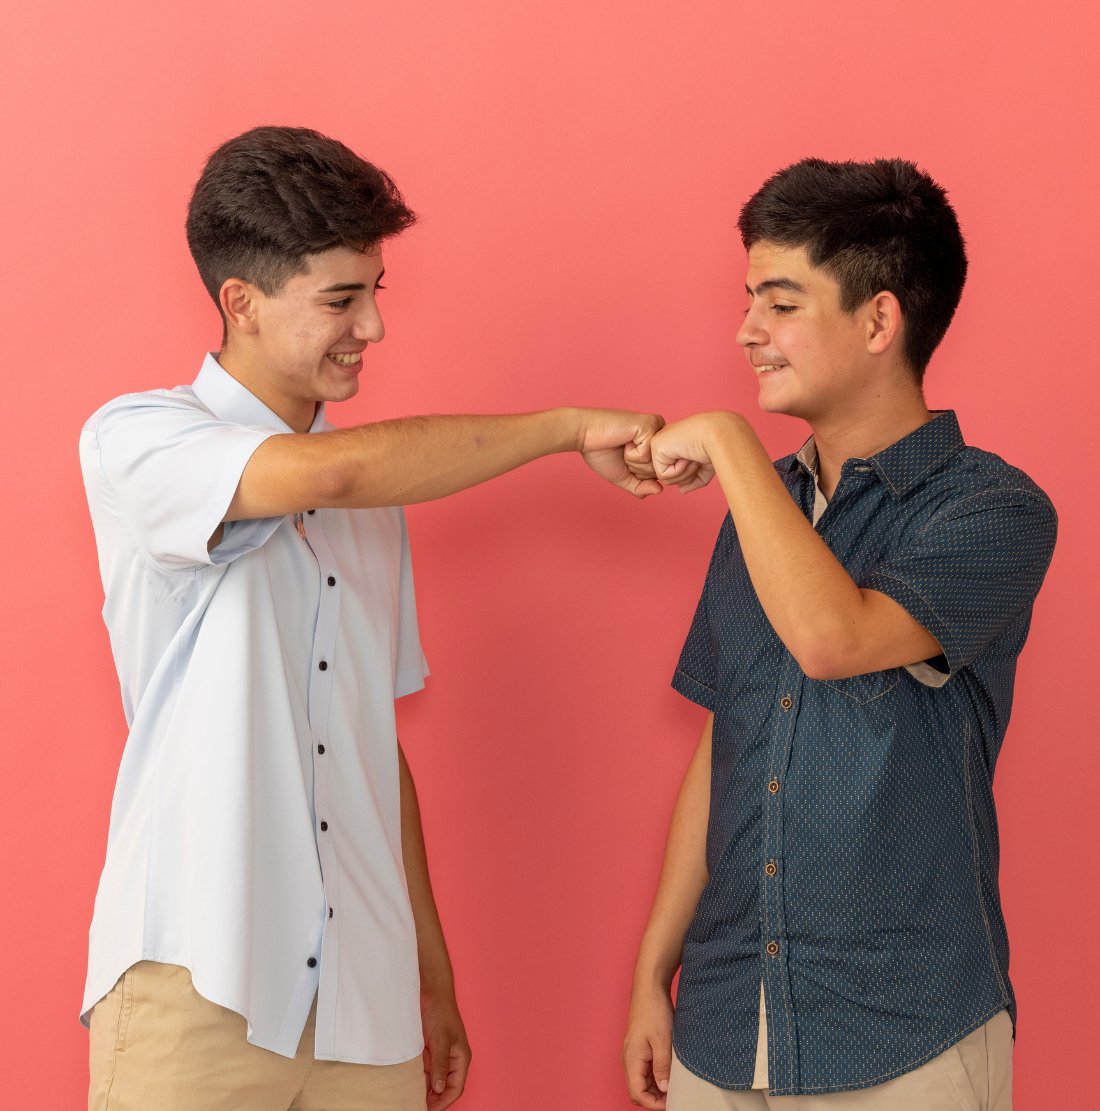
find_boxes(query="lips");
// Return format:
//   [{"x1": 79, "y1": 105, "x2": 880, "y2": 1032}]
[{"x1": 327, "y1": 352, "x2": 362, "y2": 366}]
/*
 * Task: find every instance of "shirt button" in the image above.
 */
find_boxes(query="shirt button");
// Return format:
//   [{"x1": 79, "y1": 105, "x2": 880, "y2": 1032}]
[
  {"x1": 765, "y1": 861, "x2": 777, "y2": 876},
  {"x1": 768, "y1": 779, "x2": 780, "y2": 794},
  {"x1": 307, "y1": 957, "x2": 317, "y2": 968},
  {"x1": 317, "y1": 744, "x2": 325, "y2": 754},
  {"x1": 780, "y1": 695, "x2": 793, "y2": 710},
  {"x1": 320, "y1": 821, "x2": 328, "y2": 831},
  {"x1": 766, "y1": 941, "x2": 779, "y2": 956},
  {"x1": 327, "y1": 576, "x2": 336, "y2": 587},
  {"x1": 318, "y1": 661, "x2": 328, "y2": 671}
]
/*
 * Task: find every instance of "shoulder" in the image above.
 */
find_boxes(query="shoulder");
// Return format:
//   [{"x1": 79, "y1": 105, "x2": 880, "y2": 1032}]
[
  {"x1": 929, "y1": 446, "x2": 1056, "y2": 524},
  {"x1": 81, "y1": 386, "x2": 214, "y2": 441}
]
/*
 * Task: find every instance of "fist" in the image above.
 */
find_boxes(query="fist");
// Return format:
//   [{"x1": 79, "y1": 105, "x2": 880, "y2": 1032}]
[{"x1": 648, "y1": 413, "x2": 721, "y2": 493}]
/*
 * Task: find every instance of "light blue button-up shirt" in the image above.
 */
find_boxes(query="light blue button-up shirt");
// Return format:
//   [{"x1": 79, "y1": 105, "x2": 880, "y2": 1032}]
[{"x1": 79, "y1": 355, "x2": 429, "y2": 1063}]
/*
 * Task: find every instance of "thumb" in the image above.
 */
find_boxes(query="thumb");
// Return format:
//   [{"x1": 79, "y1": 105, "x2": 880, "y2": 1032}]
[
  {"x1": 427, "y1": 1038, "x2": 448, "y2": 1095},
  {"x1": 653, "y1": 1040, "x2": 672, "y2": 1094}
]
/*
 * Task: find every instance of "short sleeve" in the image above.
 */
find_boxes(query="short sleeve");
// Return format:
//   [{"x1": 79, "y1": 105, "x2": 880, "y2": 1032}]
[
  {"x1": 672, "y1": 536, "x2": 724, "y2": 711},
  {"x1": 393, "y1": 508, "x2": 430, "y2": 698},
  {"x1": 867, "y1": 489, "x2": 1057, "y2": 675},
  {"x1": 88, "y1": 391, "x2": 282, "y2": 571}
]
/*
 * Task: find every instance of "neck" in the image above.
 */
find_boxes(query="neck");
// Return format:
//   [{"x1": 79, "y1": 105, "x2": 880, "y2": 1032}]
[
  {"x1": 217, "y1": 343, "x2": 318, "y2": 433},
  {"x1": 809, "y1": 387, "x2": 932, "y2": 499}
]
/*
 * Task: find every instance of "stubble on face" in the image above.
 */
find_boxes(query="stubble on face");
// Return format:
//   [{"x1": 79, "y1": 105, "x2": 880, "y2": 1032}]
[{"x1": 739, "y1": 243, "x2": 869, "y2": 424}]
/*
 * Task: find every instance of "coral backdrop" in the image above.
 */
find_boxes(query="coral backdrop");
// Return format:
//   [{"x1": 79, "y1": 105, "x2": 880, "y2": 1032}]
[{"x1": 0, "y1": 2, "x2": 1096, "y2": 1107}]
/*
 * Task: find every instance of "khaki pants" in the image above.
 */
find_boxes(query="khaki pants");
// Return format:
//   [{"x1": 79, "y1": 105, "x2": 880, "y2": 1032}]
[
  {"x1": 89, "y1": 961, "x2": 426, "y2": 1111},
  {"x1": 668, "y1": 1010, "x2": 1012, "y2": 1111}
]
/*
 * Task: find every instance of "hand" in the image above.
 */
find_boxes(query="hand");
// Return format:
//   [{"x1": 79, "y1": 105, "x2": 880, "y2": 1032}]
[
  {"x1": 574, "y1": 408, "x2": 666, "y2": 498},
  {"x1": 622, "y1": 983, "x2": 675, "y2": 1109},
  {"x1": 421, "y1": 986, "x2": 471, "y2": 1110},
  {"x1": 649, "y1": 413, "x2": 723, "y2": 493}
]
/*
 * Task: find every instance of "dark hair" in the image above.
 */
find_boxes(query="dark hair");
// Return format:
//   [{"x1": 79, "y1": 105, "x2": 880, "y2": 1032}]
[
  {"x1": 186, "y1": 126, "x2": 417, "y2": 316},
  {"x1": 737, "y1": 158, "x2": 967, "y2": 379}
]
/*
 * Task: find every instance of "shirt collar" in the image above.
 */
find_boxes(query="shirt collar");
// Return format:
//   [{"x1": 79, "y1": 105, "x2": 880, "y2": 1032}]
[
  {"x1": 785, "y1": 411, "x2": 964, "y2": 498},
  {"x1": 190, "y1": 353, "x2": 328, "y2": 434}
]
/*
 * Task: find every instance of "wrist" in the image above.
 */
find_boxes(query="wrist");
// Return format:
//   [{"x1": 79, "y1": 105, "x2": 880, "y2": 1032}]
[
  {"x1": 544, "y1": 406, "x2": 586, "y2": 454},
  {"x1": 418, "y1": 951, "x2": 456, "y2": 999},
  {"x1": 702, "y1": 410, "x2": 751, "y2": 466},
  {"x1": 420, "y1": 973, "x2": 456, "y2": 1006},
  {"x1": 632, "y1": 958, "x2": 678, "y2": 997}
]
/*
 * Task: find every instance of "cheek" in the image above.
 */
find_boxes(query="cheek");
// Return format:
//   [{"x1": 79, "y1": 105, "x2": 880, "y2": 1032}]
[{"x1": 771, "y1": 318, "x2": 807, "y2": 359}]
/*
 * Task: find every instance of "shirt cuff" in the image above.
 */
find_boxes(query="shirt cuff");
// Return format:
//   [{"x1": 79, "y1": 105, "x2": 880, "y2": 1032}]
[
  {"x1": 866, "y1": 570, "x2": 963, "y2": 674},
  {"x1": 672, "y1": 669, "x2": 717, "y2": 711},
  {"x1": 394, "y1": 657, "x2": 429, "y2": 699}
]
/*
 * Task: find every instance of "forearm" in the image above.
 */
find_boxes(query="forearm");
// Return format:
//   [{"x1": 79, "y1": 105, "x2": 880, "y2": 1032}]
[
  {"x1": 398, "y1": 743, "x2": 455, "y2": 997},
  {"x1": 708, "y1": 414, "x2": 865, "y2": 673},
  {"x1": 228, "y1": 408, "x2": 581, "y2": 519},
  {"x1": 705, "y1": 413, "x2": 939, "y2": 678},
  {"x1": 632, "y1": 717, "x2": 712, "y2": 993}
]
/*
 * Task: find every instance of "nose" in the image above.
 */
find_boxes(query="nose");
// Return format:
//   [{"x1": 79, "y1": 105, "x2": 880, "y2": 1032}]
[
  {"x1": 736, "y1": 302, "x2": 769, "y2": 349},
  {"x1": 351, "y1": 296, "x2": 385, "y2": 344}
]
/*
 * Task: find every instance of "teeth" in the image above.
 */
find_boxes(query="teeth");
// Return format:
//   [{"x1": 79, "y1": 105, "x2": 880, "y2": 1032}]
[
  {"x1": 328, "y1": 352, "x2": 362, "y2": 366},
  {"x1": 759, "y1": 364, "x2": 781, "y2": 372}
]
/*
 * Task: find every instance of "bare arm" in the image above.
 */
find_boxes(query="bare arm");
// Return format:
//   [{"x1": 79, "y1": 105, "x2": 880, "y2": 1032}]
[
  {"x1": 648, "y1": 413, "x2": 942, "y2": 680},
  {"x1": 622, "y1": 714, "x2": 712, "y2": 1110},
  {"x1": 399, "y1": 743, "x2": 471, "y2": 1110},
  {"x1": 225, "y1": 407, "x2": 665, "y2": 520}
]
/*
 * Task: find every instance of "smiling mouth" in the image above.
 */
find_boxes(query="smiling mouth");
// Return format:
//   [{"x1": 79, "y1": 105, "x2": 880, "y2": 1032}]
[
  {"x1": 755, "y1": 364, "x2": 785, "y2": 373},
  {"x1": 327, "y1": 352, "x2": 362, "y2": 366}
]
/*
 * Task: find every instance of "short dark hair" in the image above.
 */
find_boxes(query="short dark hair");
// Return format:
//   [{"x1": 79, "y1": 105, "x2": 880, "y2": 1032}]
[
  {"x1": 737, "y1": 158, "x2": 967, "y2": 379},
  {"x1": 186, "y1": 126, "x2": 417, "y2": 315}
]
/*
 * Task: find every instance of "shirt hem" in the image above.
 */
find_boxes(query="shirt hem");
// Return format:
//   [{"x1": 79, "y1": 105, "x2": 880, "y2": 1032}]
[
  {"x1": 674, "y1": 1004, "x2": 1008, "y2": 1095},
  {"x1": 312, "y1": 1044, "x2": 425, "y2": 1067}
]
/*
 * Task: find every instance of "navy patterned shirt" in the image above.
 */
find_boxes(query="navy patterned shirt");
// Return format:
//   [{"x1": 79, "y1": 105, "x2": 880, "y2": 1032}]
[{"x1": 671, "y1": 412, "x2": 1057, "y2": 1095}]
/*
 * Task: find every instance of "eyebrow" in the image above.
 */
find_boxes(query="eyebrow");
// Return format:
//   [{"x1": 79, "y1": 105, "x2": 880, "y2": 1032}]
[
  {"x1": 746, "y1": 277, "x2": 808, "y2": 296},
  {"x1": 316, "y1": 282, "x2": 367, "y2": 293}
]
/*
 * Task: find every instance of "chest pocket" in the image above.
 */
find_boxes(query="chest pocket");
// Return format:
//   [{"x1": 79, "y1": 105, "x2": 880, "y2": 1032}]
[{"x1": 822, "y1": 668, "x2": 900, "y2": 705}]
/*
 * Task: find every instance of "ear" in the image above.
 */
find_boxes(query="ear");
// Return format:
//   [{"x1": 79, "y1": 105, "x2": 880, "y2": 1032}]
[
  {"x1": 219, "y1": 278, "x2": 263, "y2": 336},
  {"x1": 864, "y1": 290, "x2": 903, "y2": 356}
]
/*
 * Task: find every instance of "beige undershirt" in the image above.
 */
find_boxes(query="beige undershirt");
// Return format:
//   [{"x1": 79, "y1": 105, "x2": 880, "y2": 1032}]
[{"x1": 751, "y1": 462, "x2": 829, "y2": 1089}]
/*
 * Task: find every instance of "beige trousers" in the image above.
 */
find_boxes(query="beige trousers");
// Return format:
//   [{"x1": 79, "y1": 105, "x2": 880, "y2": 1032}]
[
  {"x1": 668, "y1": 1010, "x2": 1012, "y2": 1111},
  {"x1": 88, "y1": 961, "x2": 426, "y2": 1111}
]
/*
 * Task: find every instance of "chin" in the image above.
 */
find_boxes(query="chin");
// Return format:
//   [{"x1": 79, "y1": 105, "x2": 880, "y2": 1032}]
[
  {"x1": 757, "y1": 385, "x2": 799, "y2": 416},
  {"x1": 317, "y1": 376, "x2": 361, "y2": 403}
]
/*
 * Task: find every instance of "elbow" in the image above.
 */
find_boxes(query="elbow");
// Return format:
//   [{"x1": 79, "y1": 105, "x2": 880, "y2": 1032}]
[
  {"x1": 796, "y1": 650, "x2": 841, "y2": 682},
  {"x1": 313, "y1": 454, "x2": 360, "y2": 507},
  {"x1": 789, "y1": 633, "x2": 857, "y2": 682}
]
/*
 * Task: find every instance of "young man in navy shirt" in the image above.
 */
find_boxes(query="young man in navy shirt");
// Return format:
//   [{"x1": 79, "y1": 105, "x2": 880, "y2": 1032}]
[{"x1": 622, "y1": 159, "x2": 1056, "y2": 1110}]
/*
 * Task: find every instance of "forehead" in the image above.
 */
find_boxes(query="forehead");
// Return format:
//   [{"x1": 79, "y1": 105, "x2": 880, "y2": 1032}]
[
  {"x1": 745, "y1": 241, "x2": 835, "y2": 297},
  {"x1": 296, "y1": 246, "x2": 384, "y2": 289}
]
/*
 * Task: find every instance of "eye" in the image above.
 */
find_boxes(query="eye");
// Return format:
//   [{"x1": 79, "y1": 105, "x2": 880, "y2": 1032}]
[
  {"x1": 327, "y1": 297, "x2": 354, "y2": 310},
  {"x1": 374, "y1": 283, "x2": 386, "y2": 292},
  {"x1": 773, "y1": 304, "x2": 797, "y2": 314}
]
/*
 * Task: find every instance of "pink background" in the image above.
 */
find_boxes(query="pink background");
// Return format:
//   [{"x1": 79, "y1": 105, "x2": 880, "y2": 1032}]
[{"x1": 1, "y1": 2, "x2": 1096, "y2": 1107}]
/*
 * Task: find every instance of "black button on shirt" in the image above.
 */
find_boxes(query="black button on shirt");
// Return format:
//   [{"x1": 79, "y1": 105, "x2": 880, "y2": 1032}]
[{"x1": 670, "y1": 412, "x2": 1057, "y2": 1096}]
